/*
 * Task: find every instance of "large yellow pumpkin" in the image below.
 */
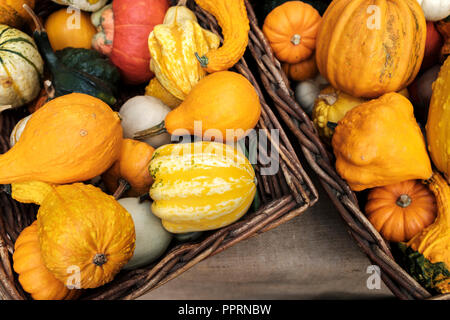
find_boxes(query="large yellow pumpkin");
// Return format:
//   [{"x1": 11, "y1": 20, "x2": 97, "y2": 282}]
[
  {"x1": 149, "y1": 141, "x2": 257, "y2": 233},
  {"x1": 426, "y1": 57, "x2": 450, "y2": 183},
  {"x1": 316, "y1": 0, "x2": 426, "y2": 98}
]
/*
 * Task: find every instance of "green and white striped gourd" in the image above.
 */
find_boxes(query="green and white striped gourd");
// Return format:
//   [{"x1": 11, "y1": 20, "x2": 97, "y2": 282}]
[{"x1": 0, "y1": 25, "x2": 43, "y2": 108}]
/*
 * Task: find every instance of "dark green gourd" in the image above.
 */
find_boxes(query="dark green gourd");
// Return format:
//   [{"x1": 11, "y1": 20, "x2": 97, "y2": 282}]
[{"x1": 24, "y1": 4, "x2": 117, "y2": 106}]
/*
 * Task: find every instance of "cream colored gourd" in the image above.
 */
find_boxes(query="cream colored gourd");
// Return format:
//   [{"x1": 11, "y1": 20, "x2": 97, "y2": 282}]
[
  {"x1": 10, "y1": 115, "x2": 31, "y2": 147},
  {"x1": 416, "y1": 0, "x2": 450, "y2": 21},
  {"x1": 51, "y1": 0, "x2": 108, "y2": 12},
  {"x1": 118, "y1": 198, "x2": 172, "y2": 270},
  {"x1": 149, "y1": 141, "x2": 257, "y2": 233},
  {"x1": 119, "y1": 96, "x2": 172, "y2": 148},
  {"x1": 295, "y1": 74, "x2": 329, "y2": 116},
  {"x1": 0, "y1": 25, "x2": 43, "y2": 108}
]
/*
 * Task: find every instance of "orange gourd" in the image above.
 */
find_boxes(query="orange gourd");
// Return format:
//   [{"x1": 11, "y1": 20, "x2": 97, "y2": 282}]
[
  {"x1": 12, "y1": 181, "x2": 136, "y2": 289},
  {"x1": 332, "y1": 92, "x2": 432, "y2": 191},
  {"x1": 45, "y1": 8, "x2": 96, "y2": 51},
  {"x1": 0, "y1": 93, "x2": 122, "y2": 184},
  {"x1": 365, "y1": 180, "x2": 437, "y2": 242},
  {"x1": 13, "y1": 222, "x2": 81, "y2": 300},
  {"x1": 316, "y1": 0, "x2": 426, "y2": 98},
  {"x1": 0, "y1": 0, "x2": 34, "y2": 28},
  {"x1": 136, "y1": 71, "x2": 261, "y2": 143},
  {"x1": 194, "y1": 0, "x2": 249, "y2": 73},
  {"x1": 102, "y1": 139, "x2": 155, "y2": 197},
  {"x1": 263, "y1": 1, "x2": 321, "y2": 64},
  {"x1": 282, "y1": 54, "x2": 318, "y2": 82}
]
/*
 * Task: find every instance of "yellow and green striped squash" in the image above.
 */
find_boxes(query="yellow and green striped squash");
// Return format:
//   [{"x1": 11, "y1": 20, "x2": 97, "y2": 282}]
[{"x1": 149, "y1": 141, "x2": 257, "y2": 233}]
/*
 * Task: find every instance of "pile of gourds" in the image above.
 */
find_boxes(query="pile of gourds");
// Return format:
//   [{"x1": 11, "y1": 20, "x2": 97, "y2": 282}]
[
  {"x1": 262, "y1": 0, "x2": 450, "y2": 294},
  {"x1": 0, "y1": 0, "x2": 263, "y2": 300}
]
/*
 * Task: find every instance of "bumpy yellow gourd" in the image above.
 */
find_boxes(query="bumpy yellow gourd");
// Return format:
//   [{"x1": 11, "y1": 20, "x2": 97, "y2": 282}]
[
  {"x1": 11, "y1": 181, "x2": 135, "y2": 289},
  {"x1": 145, "y1": 78, "x2": 182, "y2": 109},
  {"x1": 194, "y1": 0, "x2": 249, "y2": 73},
  {"x1": 148, "y1": 6, "x2": 220, "y2": 100},
  {"x1": 332, "y1": 92, "x2": 432, "y2": 191},
  {"x1": 426, "y1": 57, "x2": 450, "y2": 183},
  {"x1": 312, "y1": 86, "x2": 366, "y2": 142},
  {"x1": 149, "y1": 141, "x2": 256, "y2": 233}
]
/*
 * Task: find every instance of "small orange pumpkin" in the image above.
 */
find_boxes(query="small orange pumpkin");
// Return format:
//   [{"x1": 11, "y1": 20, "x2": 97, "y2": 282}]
[
  {"x1": 282, "y1": 54, "x2": 318, "y2": 82},
  {"x1": 45, "y1": 8, "x2": 96, "y2": 51},
  {"x1": 102, "y1": 139, "x2": 155, "y2": 197},
  {"x1": 365, "y1": 180, "x2": 437, "y2": 242},
  {"x1": 13, "y1": 221, "x2": 81, "y2": 300},
  {"x1": 263, "y1": 1, "x2": 321, "y2": 64}
]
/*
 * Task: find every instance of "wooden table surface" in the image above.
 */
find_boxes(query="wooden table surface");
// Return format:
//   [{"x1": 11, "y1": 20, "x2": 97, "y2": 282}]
[{"x1": 139, "y1": 173, "x2": 395, "y2": 300}]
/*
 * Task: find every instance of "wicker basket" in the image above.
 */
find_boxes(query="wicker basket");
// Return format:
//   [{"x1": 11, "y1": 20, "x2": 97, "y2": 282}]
[
  {"x1": 0, "y1": 0, "x2": 318, "y2": 300},
  {"x1": 245, "y1": 0, "x2": 450, "y2": 300}
]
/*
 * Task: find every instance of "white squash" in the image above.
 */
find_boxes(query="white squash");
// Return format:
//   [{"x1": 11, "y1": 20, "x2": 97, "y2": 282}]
[
  {"x1": 10, "y1": 115, "x2": 31, "y2": 147},
  {"x1": 0, "y1": 25, "x2": 43, "y2": 108},
  {"x1": 118, "y1": 198, "x2": 173, "y2": 270},
  {"x1": 416, "y1": 0, "x2": 450, "y2": 21},
  {"x1": 294, "y1": 75, "x2": 329, "y2": 116},
  {"x1": 119, "y1": 96, "x2": 172, "y2": 148},
  {"x1": 51, "y1": 0, "x2": 109, "y2": 12}
]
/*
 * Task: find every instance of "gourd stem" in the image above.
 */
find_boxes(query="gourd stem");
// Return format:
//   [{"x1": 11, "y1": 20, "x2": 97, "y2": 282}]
[
  {"x1": 139, "y1": 193, "x2": 151, "y2": 203},
  {"x1": 177, "y1": 0, "x2": 187, "y2": 5},
  {"x1": 318, "y1": 93, "x2": 338, "y2": 105},
  {"x1": 291, "y1": 34, "x2": 301, "y2": 46},
  {"x1": 23, "y1": 4, "x2": 44, "y2": 33},
  {"x1": 44, "y1": 80, "x2": 55, "y2": 99},
  {"x1": 23, "y1": 4, "x2": 59, "y2": 69},
  {"x1": 195, "y1": 52, "x2": 209, "y2": 68},
  {"x1": 93, "y1": 253, "x2": 107, "y2": 266},
  {"x1": 397, "y1": 194, "x2": 412, "y2": 208},
  {"x1": 327, "y1": 122, "x2": 338, "y2": 130},
  {"x1": 133, "y1": 121, "x2": 167, "y2": 140},
  {"x1": 113, "y1": 178, "x2": 131, "y2": 200}
]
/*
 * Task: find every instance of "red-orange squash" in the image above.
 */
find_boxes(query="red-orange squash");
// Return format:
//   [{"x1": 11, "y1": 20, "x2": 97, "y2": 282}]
[
  {"x1": 316, "y1": 0, "x2": 426, "y2": 98},
  {"x1": 365, "y1": 180, "x2": 437, "y2": 242},
  {"x1": 263, "y1": 1, "x2": 321, "y2": 64},
  {"x1": 109, "y1": 0, "x2": 169, "y2": 84}
]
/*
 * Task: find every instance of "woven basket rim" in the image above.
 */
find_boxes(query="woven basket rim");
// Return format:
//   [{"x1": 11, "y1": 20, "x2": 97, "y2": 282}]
[{"x1": 0, "y1": 0, "x2": 319, "y2": 300}]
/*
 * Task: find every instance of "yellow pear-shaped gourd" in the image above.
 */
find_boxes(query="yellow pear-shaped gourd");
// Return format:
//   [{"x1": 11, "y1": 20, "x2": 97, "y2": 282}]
[
  {"x1": 11, "y1": 181, "x2": 136, "y2": 289},
  {"x1": 149, "y1": 141, "x2": 256, "y2": 233},
  {"x1": 148, "y1": 6, "x2": 220, "y2": 100},
  {"x1": 0, "y1": 93, "x2": 122, "y2": 184},
  {"x1": 332, "y1": 92, "x2": 432, "y2": 191},
  {"x1": 426, "y1": 56, "x2": 450, "y2": 182}
]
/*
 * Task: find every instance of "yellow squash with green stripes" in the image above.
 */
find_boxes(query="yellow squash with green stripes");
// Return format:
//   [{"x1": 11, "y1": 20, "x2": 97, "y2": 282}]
[{"x1": 149, "y1": 141, "x2": 257, "y2": 233}]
